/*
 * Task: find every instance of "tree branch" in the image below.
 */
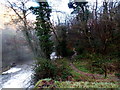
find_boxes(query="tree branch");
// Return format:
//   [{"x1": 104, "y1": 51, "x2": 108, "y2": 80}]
[{"x1": 7, "y1": 0, "x2": 23, "y2": 21}]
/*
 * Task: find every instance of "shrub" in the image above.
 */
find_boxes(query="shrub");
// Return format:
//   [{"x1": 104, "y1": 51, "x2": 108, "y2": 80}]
[
  {"x1": 54, "y1": 58, "x2": 72, "y2": 80},
  {"x1": 89, "y1": 55, "x2": 111, "y2": 77},
  {"x1": 66, "y1": 49, "x2": 74, "y2": 57},
  {"x1": 115, "y1": 73, "x2": 120, "y2": 79},
  {"x1": 74, "y1": 53, "x2": 91, "y2": 60},
  {"x1": 33, "y1": 58, "x2": 57, "y2": 83},
  {"x1": 74, "y1": 55, "x2": 85, "y2": 60},
  {"x1": 33, "y1": 58, "x2": 72, "y2": 83},
  {"x1": 76, "y1": 47, "x2": 85, "y2": 55}
]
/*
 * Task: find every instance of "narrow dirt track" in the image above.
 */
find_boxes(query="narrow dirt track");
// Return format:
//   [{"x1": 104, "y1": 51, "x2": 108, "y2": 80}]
[
  {"x1": 69, "y1": 63, "x2": 120, "y2": 82},
  {"x1": 69, "y1": 63, "x2": 102, "y2": 79}
]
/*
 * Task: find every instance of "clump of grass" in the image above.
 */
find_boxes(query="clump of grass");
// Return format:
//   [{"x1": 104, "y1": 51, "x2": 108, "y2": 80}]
[{"x1": 35, "y1": 79, "x2": 120, "y2": 88}]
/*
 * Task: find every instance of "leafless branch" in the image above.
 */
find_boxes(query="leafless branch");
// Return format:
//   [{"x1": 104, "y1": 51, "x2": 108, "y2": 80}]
[{"x1": 7, "y1": 0, "x2": 23, "y2": 21}]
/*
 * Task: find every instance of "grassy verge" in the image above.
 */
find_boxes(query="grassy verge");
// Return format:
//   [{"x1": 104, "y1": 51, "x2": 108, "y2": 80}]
[
  {"x1": 34, "y1": 79, "x2": 120, "y2": 88},
  {"x1": 72, "y1": 60, "x2": 91, "y2": 73}
]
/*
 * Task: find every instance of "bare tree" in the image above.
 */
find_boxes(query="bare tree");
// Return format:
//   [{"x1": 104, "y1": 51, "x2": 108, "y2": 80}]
[{"x1": 4, "y1": 0, "x2": 39, "y2": 56}]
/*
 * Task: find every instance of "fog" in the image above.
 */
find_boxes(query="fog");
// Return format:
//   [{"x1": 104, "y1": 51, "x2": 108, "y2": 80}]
[{"x1": 1, "y1": 26, "x2": 34, "y2": 71}]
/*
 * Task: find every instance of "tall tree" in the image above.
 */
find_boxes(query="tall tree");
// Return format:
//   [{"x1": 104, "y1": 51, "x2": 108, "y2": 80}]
[
  {"x1": 68, "y1": 1, "x2": 95, "y2": 52},
  {"x1": 30, "y1": 2, "x2": 53, "y2": 59}
]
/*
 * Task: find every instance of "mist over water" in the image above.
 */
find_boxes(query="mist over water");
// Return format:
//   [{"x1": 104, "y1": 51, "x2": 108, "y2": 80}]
[
  {"x1": 1, "y1": 25, "x2": 34, "y2": 89},
  {"x1": 2, "y1": 26, "x2": 34, "y2": 70}
]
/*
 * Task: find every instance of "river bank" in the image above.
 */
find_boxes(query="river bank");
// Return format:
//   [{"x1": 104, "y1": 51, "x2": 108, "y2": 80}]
[{"x1": 0, "y1": 59, "x2": 34, "y2": 89}]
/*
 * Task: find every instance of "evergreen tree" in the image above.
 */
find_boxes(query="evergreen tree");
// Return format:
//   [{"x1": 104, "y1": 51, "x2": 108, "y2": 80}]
[{"x1": 30, "y1": 2, "x2": 53, "y2": 59}]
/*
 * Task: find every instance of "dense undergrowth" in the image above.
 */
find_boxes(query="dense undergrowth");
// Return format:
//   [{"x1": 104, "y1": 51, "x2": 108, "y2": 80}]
[
  {"x1": 33, "y1": 58, "x2": 72, "y2": 83},
  {"x1": 33, "y1": 55, "x2": 120, "y2": 88},
  {"x1": 74, "y1": 53, "x2": 120, "y2": 77}
]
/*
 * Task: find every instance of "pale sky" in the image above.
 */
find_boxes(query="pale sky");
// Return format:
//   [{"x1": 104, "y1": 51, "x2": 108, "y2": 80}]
[
  {"x1": 0, "y1": 0, "x2": 118, "y2": 28},
  {"x1": 0, "y1": 3, "x2": 8, "y2": 29},
  {"x1": 47, "y1": 0, "x2": 104, "y2": 24}
]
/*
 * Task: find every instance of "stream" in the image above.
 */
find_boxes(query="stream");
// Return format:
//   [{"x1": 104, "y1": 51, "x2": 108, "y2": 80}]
[
  {"x1": 0, "y1": 60, "x2": 34, "y2": 89},
  {"x1": 0, "y1": 51, "x2": 56, "y2": 89}
]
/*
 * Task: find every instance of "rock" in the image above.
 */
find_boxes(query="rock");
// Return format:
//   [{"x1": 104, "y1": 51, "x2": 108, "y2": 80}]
[{"x1": 11, "y1": 63, "x2": 16, "y2": 67}]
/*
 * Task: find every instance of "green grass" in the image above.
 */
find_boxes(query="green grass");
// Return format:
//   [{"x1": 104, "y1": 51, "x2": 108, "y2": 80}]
[
  {"x1": 52, "y1": 58, "x2": 94, "y2": 82},
  {"x1": 53, "y1": 59, "x2": 95, "y2": 81},
  {"x1": 34, "y1": 58, "x2": 120, "y2": 88},
  {"x1": 73, "y1": 60, "x2": 91, "y2": 73},
  {"x1": 35, "y1": 79, "x2": 120, "y2": 88},
  {"x1": 70, "y1": 70, "x2": 94, "y2": 81}
]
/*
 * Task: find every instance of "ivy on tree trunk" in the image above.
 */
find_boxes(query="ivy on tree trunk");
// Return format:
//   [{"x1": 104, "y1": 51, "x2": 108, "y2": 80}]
[{"x1": 30, "y1": 2, "x2": 53, "y2": 59}]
